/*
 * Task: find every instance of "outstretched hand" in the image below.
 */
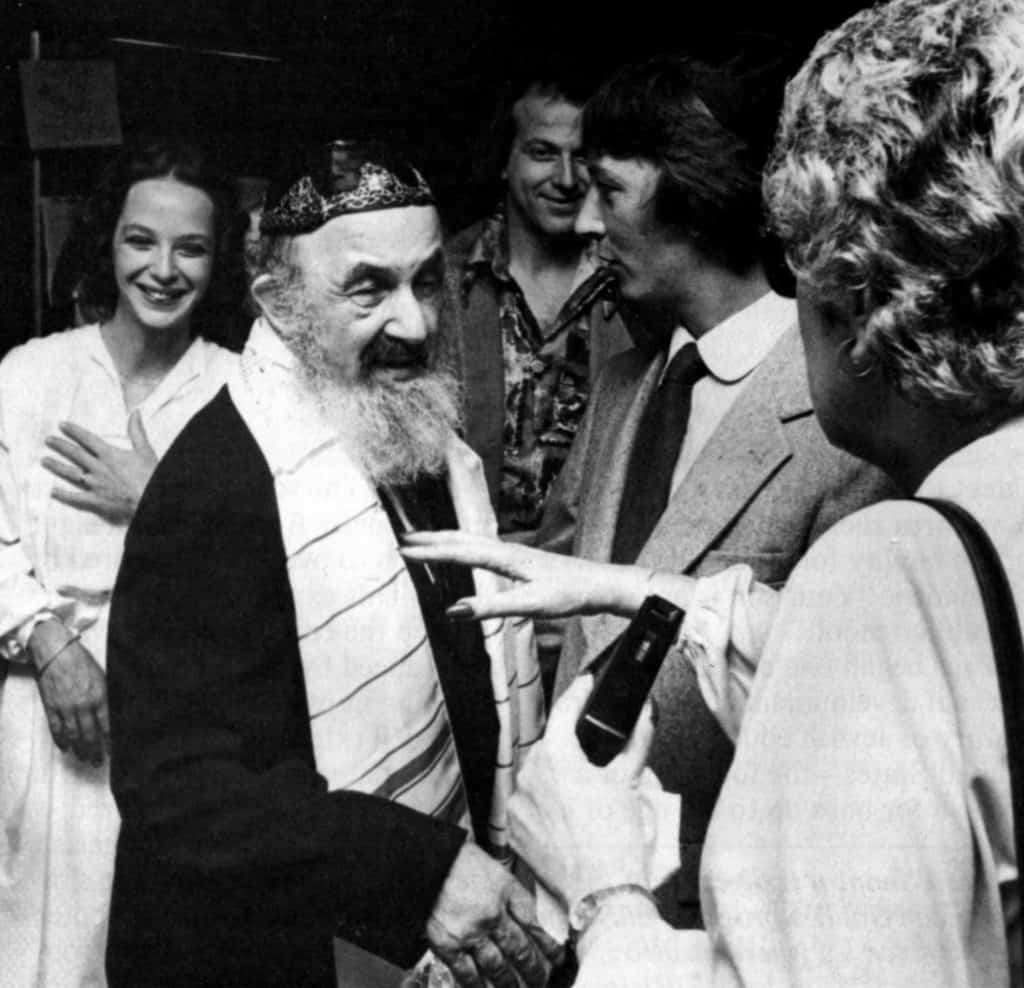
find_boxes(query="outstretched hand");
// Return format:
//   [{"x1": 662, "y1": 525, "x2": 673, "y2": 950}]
[
  {"x1": 43, "y1": 411, "x2": 158, "y2": 525},
  {"x1": 427, "y1": 842, "x2": 564, "y2": 987},
  {"x1": 399, "y1": 531, "x2": 651, "y2": 621}
]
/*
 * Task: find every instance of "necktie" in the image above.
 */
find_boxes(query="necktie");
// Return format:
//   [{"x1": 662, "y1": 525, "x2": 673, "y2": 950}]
[{"x1": 611, "y1": 342, "x2": 708, "y2": 564}]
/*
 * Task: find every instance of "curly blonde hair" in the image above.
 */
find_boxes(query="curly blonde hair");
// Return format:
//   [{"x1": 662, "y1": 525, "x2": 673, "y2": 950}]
[{"x1": 765, "y1": 0, "x2": 1024, "y2": 416}]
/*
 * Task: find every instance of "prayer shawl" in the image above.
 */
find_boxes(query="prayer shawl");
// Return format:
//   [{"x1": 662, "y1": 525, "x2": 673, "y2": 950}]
[{"x1": 230, "y1": 319, "x2": 543, "y2": 855}]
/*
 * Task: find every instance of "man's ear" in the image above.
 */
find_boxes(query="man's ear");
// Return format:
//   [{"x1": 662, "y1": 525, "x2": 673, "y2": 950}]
[{"x1": 250, "y1": 273, "x2": 280, "y2": 319}]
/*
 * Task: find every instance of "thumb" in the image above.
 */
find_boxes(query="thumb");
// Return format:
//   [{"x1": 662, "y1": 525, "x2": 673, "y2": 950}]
[
  {"x1": 612, "y1": 700, "x2": 656, "y2": 782},
  {"x1": 546, "y1": 673, "x2": 595, "y2": 738},
  {"x1": 127, "y1": 411, "x2": 155, "y2": 457},
  {"x1": 504, "y1": 874, "x2": 540, "y2": 925}
]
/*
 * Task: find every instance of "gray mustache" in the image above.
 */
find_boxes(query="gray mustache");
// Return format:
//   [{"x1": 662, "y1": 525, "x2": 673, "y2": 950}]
[{"x1": 365, "y1": 335, "x2": 430, "y2": 368}]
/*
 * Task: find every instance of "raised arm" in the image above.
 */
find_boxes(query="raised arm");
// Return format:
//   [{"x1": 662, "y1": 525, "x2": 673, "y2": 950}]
[{"x1": 401, "y1": 532, "x2": 779, "y2": 739}]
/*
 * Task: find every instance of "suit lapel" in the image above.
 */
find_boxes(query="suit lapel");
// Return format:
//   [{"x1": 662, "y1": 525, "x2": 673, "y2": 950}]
[
  {"x1": 636, "y1": 384, "x2": 791, "y2": 572},
  {"x1": 576, "y1": 353, "x2": 666, "y2": 563},
  {"x1": 570, "y1": 354, "x2": 662, "y2": 666},
  {"x1": 580, "y1": 326, "x2": 812, "y2": 667}
]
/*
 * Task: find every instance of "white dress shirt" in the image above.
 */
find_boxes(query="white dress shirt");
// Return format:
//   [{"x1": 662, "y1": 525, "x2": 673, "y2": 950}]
[{"x1": 665, "y1": 291, "x2": 795, "y2": 493}]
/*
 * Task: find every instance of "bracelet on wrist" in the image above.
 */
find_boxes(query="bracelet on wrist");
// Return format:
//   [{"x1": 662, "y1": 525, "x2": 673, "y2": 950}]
[
  {"x1": 567, "y1": 883, "x2": 658, "y2": 946},
  {"x1": 21, "y1": 610, "x2": 57, "y2": 651},
  {"x1": 36, "y1": 630, "x2": 82, "y2": 677}
]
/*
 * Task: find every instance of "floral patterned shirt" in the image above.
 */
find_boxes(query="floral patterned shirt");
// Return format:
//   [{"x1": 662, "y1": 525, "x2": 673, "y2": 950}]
[{"x1": 460, "y1": 209, "x2": 618, "y2": 535}]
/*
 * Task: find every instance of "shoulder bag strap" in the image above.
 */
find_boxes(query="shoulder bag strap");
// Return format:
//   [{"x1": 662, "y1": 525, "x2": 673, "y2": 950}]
[{"x1": 916, "y1": 496, "x2": 1023, "y2": 983}]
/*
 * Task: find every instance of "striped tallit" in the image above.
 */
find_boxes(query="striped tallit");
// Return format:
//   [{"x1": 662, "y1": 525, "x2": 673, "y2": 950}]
[{"x1": 229, "y1": 319, "x2": 544, "y2": 854}]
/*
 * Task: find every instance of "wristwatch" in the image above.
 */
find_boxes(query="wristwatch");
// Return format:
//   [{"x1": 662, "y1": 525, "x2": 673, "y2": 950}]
[{"x1": 567, "y1": 883, "x2": 658, "y2": 945}]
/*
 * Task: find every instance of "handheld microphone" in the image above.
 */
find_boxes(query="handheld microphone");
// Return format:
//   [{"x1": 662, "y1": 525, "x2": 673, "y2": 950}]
[{"x1": 575, "y1": 595, "x2": 683, "y2": 766}]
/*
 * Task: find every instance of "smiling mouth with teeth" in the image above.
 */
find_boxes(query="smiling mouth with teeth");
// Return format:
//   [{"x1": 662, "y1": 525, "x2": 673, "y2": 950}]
[{"x1": 138, "y1": 286, "x2": 186, "y2": 303}]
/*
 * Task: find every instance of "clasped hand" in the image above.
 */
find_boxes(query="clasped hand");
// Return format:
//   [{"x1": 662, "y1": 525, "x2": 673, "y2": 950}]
[
  {"x1": 427, "y1": 842, "x2": 563, "y2": 987},
  {"x1": 42, "y1": 411, "x2": 157, "y2": 524}
]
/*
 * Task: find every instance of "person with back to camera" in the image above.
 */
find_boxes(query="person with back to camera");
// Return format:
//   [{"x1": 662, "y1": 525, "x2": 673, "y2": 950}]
[
  {"x1": 402, "y1": 0, "x2": 1024, "y2": 982},
  {"x1": 0, "y1": 138, "x2": 242, "y2": 986}
]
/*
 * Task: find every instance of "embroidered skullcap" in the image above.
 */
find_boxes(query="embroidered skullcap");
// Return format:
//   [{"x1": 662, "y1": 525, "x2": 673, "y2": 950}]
[{"x1": 260, "y1": 139, "x2": 435, "y2": 235}]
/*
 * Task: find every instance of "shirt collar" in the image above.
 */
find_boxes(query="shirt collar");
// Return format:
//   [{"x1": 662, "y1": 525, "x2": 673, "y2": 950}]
[
  {"x1": 667, "y1": 291, "x2": 795, "y2": 384},
  {"x1": 462, "y1": 207, "x2": 610, "y2": 301},
  {"x1": 247, "y1": 316, "x2": 300, "y2": 369},
  {"x1": 465, "y1": 207, "x2": 511, "y2": 282},
  {"x1": 86, "y1": 323, "x2": 118, "y2": 381},
  {"x1": 85, "y1": 323, "x2": 211, "y2": 413}
]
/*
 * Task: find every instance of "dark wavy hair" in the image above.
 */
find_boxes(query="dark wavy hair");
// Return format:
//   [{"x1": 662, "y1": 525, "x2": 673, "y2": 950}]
[
  {"x1": 72, "y1": 138, "x2": 247, "y2": 347},
  {"x1": 583, "y1": 54, "x2": 772, "y2": 274},
  {"x1": 472, "y1": 60, "x2": 599, "y2": 202}
]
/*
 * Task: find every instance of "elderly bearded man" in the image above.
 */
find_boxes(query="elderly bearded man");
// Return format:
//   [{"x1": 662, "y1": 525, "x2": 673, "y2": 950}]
[{"x1": 103, "y1": 142, "x2": 556, "y2": 988}]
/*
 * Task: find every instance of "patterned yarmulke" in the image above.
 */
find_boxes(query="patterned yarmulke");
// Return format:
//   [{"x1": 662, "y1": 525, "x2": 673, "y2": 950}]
[{"x1": 260, "y1": 139, "x2": 435, "y2": 235}]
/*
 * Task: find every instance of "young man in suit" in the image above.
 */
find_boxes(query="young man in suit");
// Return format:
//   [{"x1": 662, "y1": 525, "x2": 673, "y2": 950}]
[
  {"x1": 104, "y1": 141, "x2": 557, "y2": 987},
  {"x1": 538, "y1": 54, "x2": 893, "y2": 929}
]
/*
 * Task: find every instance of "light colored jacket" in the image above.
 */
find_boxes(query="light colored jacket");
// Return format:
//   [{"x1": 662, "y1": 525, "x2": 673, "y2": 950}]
[{"x1": 540, "y1": 325, "x2": 893, "y2": 922}]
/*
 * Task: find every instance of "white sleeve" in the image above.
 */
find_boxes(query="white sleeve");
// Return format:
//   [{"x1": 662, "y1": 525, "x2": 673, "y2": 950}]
[
  {"x1": 647, "y1": 565, "x2": 780, "y2": 741},
  {"x1": 574, "y1": 897, "x2": 712, "y2": 988},
  {"x1": 0, "y1": 358, "x2": 68, "y2": 662},
  {"x1": 701, "y1": 511, "x2": 992, "y2": 987}
]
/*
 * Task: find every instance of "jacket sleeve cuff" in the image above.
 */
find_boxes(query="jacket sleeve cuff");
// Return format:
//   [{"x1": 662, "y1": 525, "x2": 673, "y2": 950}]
[{"x1": 332, "y1": 795, "x2": 468, "y2": 968}]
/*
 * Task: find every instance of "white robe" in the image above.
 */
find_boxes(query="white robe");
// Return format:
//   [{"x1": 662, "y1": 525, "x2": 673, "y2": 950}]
[{"x1": 0, "y1": 326, "x2": 236, "y2": 987}]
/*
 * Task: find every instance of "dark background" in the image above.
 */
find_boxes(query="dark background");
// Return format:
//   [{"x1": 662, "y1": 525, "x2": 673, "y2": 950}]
[{"x1": 0, "y1": 0, "x2": 869, "y2": 352}]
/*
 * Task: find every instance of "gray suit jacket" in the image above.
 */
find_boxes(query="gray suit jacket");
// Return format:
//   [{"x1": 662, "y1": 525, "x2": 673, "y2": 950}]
[{"x1": 539, "y1": 325, "x2": 894, "y2": 924}]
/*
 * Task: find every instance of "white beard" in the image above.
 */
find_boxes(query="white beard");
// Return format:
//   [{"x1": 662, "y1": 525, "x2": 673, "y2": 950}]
[{"x1": 282, "y1": 320, "x2": 463, "y2": 488}]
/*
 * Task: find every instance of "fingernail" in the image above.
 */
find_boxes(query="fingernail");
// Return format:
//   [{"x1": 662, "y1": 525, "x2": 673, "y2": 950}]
[{"x1": 446, "y1": 602, "x2": 473, "y2": 622}]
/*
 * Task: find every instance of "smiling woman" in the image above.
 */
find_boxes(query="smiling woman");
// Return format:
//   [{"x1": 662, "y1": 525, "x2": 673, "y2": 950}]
[
  {"x1": 74, "y1": 141, "x2": 246, "y2": 348},
  {"x1": 112, "y1": 178, "x2": 215, "y2": 338},
  {"x1": 0, "y1": 138, "x2": 242, "y2": 987}
]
